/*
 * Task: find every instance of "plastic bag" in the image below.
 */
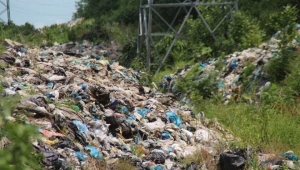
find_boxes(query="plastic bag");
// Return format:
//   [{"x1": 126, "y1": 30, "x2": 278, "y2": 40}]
[
  {"x1": 39, "y1": 129, "x2": 65, "y2": 138},
  {"x1": 219, "y1": 149, "x2": 246, "y2": 170},
  {"x1": 75, "y1": 151, "x2": 87, "y2": 161},
  {"x1": 166, "y1": 112, "x2": 182, "y2": 128},
  {"x1": 72, "y1": 120, "x2": 88, "y2": 134},
  {"x1": 136, "y1": 108, "x2": 151, "y2": 118},
  {"x1": 84, "y1": 146, "x2": 103, "y2": 161}
]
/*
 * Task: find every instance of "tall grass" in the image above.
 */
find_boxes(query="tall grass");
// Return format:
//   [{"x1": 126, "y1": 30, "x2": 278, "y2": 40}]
[{"x1": 195, "y1": 100, "x2": 300, "y2": 155}]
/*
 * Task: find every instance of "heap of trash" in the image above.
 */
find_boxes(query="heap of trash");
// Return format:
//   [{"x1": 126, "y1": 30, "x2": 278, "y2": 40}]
[
  {"x1": 161, "y1": 34, "x2": 300, "y2": 106},
  {"x1": 2, "y1": 37, "x2": 300, "y2": 170},
  {"x1": 157, "y1": 33, "x2": 300, "y2": 169},
  {"x1": 0, "y1": 39, "x2": 237, "y2": 170}
]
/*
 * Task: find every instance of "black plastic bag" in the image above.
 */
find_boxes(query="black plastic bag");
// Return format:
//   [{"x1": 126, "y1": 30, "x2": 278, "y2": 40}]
[{"x1": 219, "y1": 149, "x2": 246, "y2": 170}]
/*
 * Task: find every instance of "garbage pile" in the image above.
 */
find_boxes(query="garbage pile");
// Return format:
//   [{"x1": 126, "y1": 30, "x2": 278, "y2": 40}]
[
  {"x1": 157, "y1": 35, "x2": 300, "y2": 169},
  {"x1": 0, "y1": 39, "x2": 235, "y2": 169},
  {"x1": 160, "y1": 35, "x2": 298, "y2": 105}
]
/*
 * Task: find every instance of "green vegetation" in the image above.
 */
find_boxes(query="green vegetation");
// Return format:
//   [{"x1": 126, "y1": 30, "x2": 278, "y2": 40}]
[
  {"x1": 1, "y1": 0, "x2": 300, "y2": 168},
  {"x1": 175, "y1": 5, "x2": 300, "y2": 155},
  {"x1": 0, "y1": 88, "x2": 41, "y2": 170},
  {"x1": 197, "y1": 99, "x2": 300, "y2": 153}
]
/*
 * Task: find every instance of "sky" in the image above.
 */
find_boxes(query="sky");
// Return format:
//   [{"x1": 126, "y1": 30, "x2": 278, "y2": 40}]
[{"x1": 0, "y1": 0, "x2": 78, "y2": 28}]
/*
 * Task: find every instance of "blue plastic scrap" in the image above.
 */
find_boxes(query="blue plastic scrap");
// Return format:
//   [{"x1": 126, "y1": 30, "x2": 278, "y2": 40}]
[
  {"x1": 136, "y1": 108, "x2": 151, "y2": 118},
  {"x1": 162, "y1": 82, "x2": 167, "y2": 90},
  {"x1": 150, "y1": 165, "x2": 164, "y2": 170},
  {"x1": 84, "y1": 146, "x2": 103, "y2": 161},
  {"x1": 125, "y1": 118, "x2": 134, "y2": 125},
  {"x1": 45, "y1": 92, "x2": 54, "y2": 99},
  {"x1": 124, "y1": 113, "x2": 137, "y2": 125},
  {"x1": 47, "y1": 82, "x2": 54, "y2": 89},
  {"x1": 75, "y1": 151, "x2": 87, "y2": 162},
  {"x1": 119, "y1": 105, "x2": 129, "y2": 114},
  {"x1": 218, "y1": 79, "x2": 225, "y2": 90},
  {"x1": 135, "y1": 133, "x2": 142, "y2": 143},
  {"x1": 121, "y1": 144, "x2": 130, "y2": 151},
  {"x1": 230, "y1": 60, "x2": 237, "y2": 69},
  {"x1": 72, "y1": 120, "x2": 88, "y2": 134},
  {"x1": 128, "y1": 113, "x2": 137, "y2": 121},
  {"x1": 39, "y1": 51, "x2": 48, "y2": 56},
  {"x1": 161, "y1": 132, "x2": 171, "y2": 140},
  {"x1": 283, "y1": 152, "x2": 298, "y2": 161},
  {"x1": 164, "y1": 75, "x2": 172, "y2": 81},
  {"x1": 134, "y1": 70, "x2": 141, "y2": 77},
  {"x1": 166, "y1": 112, "x2": 182, "y2": 128},
  {"x1": 109, "y1": 99, "x2": 119, "y2": 110},
  {"x1": 96, "y1": 56, "x2": 101, "y2": 60},
  {"x1": 168, "y1": 147, "x2": 174, "y2": 153},
  {"x1": 79, "y1": 84, "x2": 87, "y2": 91},
  {"x1": 200, "y1": 62, "x2": 208, "y2": 68},
  {"x1": 72, "y1": 92, "x2": 82, "y2": 100}
]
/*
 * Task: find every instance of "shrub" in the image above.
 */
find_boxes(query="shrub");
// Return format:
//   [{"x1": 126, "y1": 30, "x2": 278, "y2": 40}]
[
  {"x1": 0, "y1": 90, "x2": 41, "y2": 169},
  {"x1": 176, "y1": 65, "x2": 218, "y2": 102}
]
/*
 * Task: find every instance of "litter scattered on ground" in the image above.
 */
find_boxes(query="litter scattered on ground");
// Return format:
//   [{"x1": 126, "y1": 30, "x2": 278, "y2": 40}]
[{"x1": 1, "y1": 37, "x2": 299, "y2": 169}]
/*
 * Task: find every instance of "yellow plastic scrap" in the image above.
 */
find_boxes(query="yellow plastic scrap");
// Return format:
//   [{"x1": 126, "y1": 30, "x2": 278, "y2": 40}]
[{"x1": 45, "y1": 138, "x2": 59, "y2": 145}]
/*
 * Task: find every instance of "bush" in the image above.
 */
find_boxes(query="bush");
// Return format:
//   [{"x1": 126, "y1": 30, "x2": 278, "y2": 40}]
[
  {"x1": 0, "y1": 92, "x2": 41, "y2": 169},
  {"x1": 264, "y1": 6, "x2": 298, "y2": 83},
  {"x1": 228, "y1": 11, "x2": 265, "y2": 50},
  {"x1": 0, "y1": 22, "x2": 43, "y2": 47},
  {"x1": 176, "y1": 65, "x2": 218, "y2": 102}
]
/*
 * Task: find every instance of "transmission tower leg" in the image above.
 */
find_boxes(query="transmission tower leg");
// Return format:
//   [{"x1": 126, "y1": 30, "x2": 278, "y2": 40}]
[{"x1": 6, "y1": 0, "x2": 10, "y2": 24}]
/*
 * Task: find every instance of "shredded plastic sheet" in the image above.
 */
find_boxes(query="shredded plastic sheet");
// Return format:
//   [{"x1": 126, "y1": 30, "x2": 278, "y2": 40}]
[
  {"x1": 136, "y1": 108, "x2": 151, "y2": 118},
  {"x1": 75, "y1": 151, "x2": 87, "y2": 162},
  {"x1": 39, "y1": 129, "x2": 65, "y2": 138},
  {"x1": 72, "y1": 120, "x2": 88, "y2": 134},
  {"x1": 166, "y1": 111, "x2": 182, "y2": 128},
  {"x1": 84, "y1": 146, "x2": 103, "y2": 161}
]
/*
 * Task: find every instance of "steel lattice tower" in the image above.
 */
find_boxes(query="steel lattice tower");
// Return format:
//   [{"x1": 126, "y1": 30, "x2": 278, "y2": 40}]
[
  {"x1": 137, "y1": 0, "x2": 238, "y2": 73},
  {"x1": 0, "y1": 0, "x2": 10, "y2": 24}
]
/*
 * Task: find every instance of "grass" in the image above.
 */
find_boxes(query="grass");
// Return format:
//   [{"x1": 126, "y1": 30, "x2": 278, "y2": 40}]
[
  {"x1": 180, "y1": 148, "x2": 216, "y2": 170},
  {"x1": 194, "y1": 100, "x2": 300, "y2": 155},
  {"x1": 152, "y1": 60, "x2": 193, "y2": 85},
  {"x1": 83, "y1": 158, "x2": 107, "y2": 170},
  {"x1": 111, "y1": 159, "x2": 137, "y2": 170},
  {"x1": 83, "y1": 158, "x2": 136, "y2": 170}
]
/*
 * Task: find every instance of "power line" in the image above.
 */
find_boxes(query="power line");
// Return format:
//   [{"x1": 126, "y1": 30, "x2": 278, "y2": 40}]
[
  {"x1": 11, "y1": 8, "x2": 72, "y2": 17},
  {"x1": 16, "y1": 0, "x2": 74, "y2": 7}
]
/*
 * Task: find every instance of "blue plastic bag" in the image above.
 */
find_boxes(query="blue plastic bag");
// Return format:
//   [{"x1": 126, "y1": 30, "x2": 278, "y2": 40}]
[
  {"x1": 283, "y1": 152, "x2": 298, "y2": 161},
  {"x1": 119, "y1": 105, "x2": 129, "y2": 114},
  {"x1": 45, "y1": 92, "x2": 54, "y2": 99},
  {"x1": 72, "y1": 92, "x2": 82, "y2": 100},
  {"x1": 84, "y1": 146, "x2": 103, "y2": 161},
  {"x1": 136, "y1": 108, "x2": 151, "y2": 118},
  {"x1": 96, "y1": 56, "x2": 101, "y2": 60},
  {"x1": 128, "y1": 113, "x2": 137, "y2": 121},
  {"x1": 72, "y1": 120, "x2": 88, "y2": 134},
  {"x1": 150, "y1": 165, "x2": 164, "y2": 170},
  {"x1": 230, "y1": 60, "x2": 237, "y2": 69},
  {"x1": 109, "y1": 99, "x2": 119, "y2": 110},
  {"x1": 200, "y1": 62, "x2": 208, "y2": 68},
  {"x1": 124, "y1": 113, "x2": 136, "y2": 125},
  {"x1": 79, "y1": 84, "x2": 87, "y2": 91},
  {"x1": 39, "y1": 51, "x2": 48, "y2": 56},
  {"x1": 166, "y1": 112, "x2": 182, "y2": 128},
  {"x1": 75, "y1": 151, "x2": 87, "y2": 161},
  {"x1": 161, "y1": 132, "x2": 171, "y2": 140},
  {"x1": 47, "y1": 82, "x2": 54, "y2": 89}
]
